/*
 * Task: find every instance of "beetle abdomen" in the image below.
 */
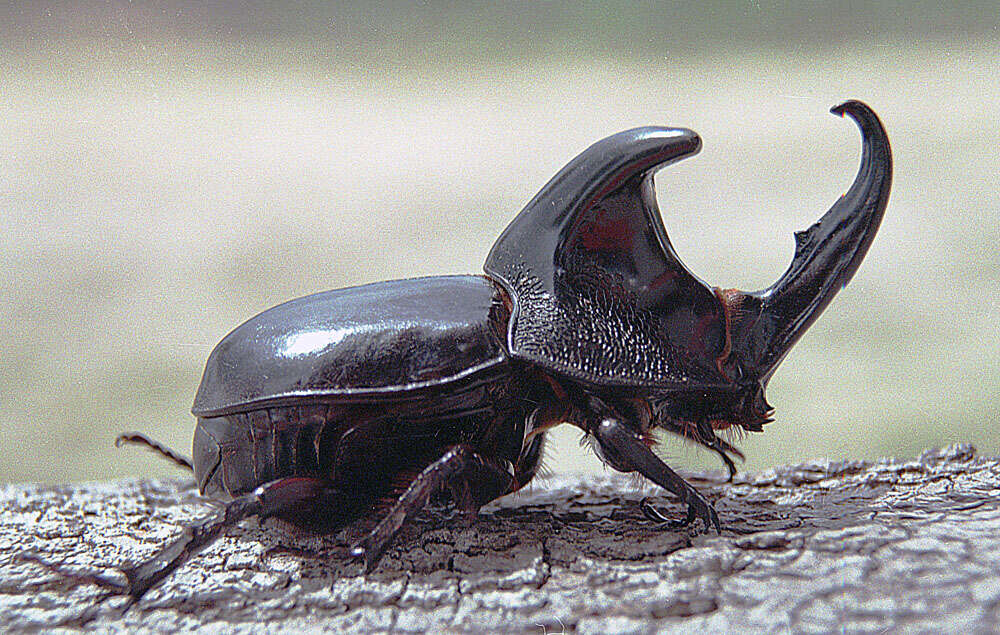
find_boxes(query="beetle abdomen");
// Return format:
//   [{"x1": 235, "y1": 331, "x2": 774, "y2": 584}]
[
  {"x1": 194, "y1": 404, "x2": 332, "y2": 497},
  {"x1": 193, "y1": 371, "x2": 532, "y2": 503}
]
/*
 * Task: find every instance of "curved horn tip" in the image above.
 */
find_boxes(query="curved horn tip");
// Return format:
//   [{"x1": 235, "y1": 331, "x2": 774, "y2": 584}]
[
  {"x1": 829, "y1": 99, "x2": 876, "y2": 120},
  {"x1": 686, "y1": 130, "x2": 703, "y2": 154},
  {"x1": 827, "y1": 100, "x2": 889, "y2": 151}
]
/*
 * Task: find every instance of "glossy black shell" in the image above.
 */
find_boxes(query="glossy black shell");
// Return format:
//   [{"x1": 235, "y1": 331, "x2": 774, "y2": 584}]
[
  {"x1": 192, "y1": 275, "x2": 507, "y2": 417},
  {"x1": 36, "y1": 102, "x2": 890, "y2": 604}
]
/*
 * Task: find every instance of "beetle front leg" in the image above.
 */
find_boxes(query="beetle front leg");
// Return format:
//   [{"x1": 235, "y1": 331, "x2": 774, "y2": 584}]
[
  {"x1": 592, "y1": 416, "x2": 721, "y2": 532},
  {"x1": 695, "y1": 419, "x2": 744, "y2": 482},
  {"x1": 658, "y1": 420, "x2": 744, "y2": 482}
]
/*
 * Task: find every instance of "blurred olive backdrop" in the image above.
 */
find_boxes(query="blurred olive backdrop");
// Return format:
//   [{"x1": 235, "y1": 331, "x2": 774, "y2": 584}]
[{"x1": 2, "y1": 3, "x2": 998, "y2": 484}]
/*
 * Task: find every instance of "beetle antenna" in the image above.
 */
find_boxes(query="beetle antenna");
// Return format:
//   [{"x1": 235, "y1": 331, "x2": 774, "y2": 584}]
[{"x1": 115, "y1": 432, "x2": 193, "y2": 472}]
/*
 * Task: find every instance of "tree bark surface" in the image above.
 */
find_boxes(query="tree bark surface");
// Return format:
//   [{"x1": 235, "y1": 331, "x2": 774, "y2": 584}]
[{"x1": 3, "y1": 445, "x2": 999, "y2": 633}]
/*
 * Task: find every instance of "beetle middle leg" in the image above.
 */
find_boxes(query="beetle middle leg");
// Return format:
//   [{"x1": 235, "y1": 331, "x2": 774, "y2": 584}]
[
  {"x1": 592, "y1": 416, "x2": 721, "y2": 532},
  {"x1": 352, "y1": 444, "x2": 516, "y2": 570}
]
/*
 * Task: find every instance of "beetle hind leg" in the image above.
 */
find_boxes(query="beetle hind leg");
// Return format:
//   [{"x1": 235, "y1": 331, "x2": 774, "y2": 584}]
[
  {"x1": 19, "y1": 552, "x2": 130, "y2": 600},
  {"x1": 23, "y1": 476, "x2": 336, "y2": 606},
  {"x1": 709, "y1": 436, "x2": 744, "y2": 483},
  {"x1": 352, "y1": 445, "x2": 515, "y2": 571}
]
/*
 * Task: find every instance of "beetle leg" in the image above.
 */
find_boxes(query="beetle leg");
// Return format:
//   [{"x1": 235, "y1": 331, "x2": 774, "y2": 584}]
[
  {"x1": 657, "y1": 420, "x2": 744, "y2": 482},
  {"x1": 115, "y1": 432, "x2": 193, "y2": 472},
  {"x1": 712, "y1": 438, "x2": 743, "y2": 483},
  {"x1": 639, "y1": 497, "x2": 677, "y2": 524},
  {"x1": 513, "y1": 430, "x2": 547, "y2": 489},
  {"x1": 23, "y1": 477, "x2": 333, "y2": 606},
  {"x1": 445, "y1": 477, "x2": 477, "y2": 518},
  {"x1": 352, "y1": 445, "x2": 515, "y2": 571},
  {"x1": 592, "y1": 416, "x2": 721, "y2": 533},
  {"x1": 695, "y1": 419, "x2": 744, "y2": 483}
]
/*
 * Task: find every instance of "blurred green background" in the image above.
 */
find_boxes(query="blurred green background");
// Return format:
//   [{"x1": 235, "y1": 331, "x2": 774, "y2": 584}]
[{"x1": 2, "y1": 2, "x2": 998, "y2": 484}]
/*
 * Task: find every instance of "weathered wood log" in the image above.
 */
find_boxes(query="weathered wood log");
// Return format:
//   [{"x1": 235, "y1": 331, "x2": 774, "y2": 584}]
[{"x1": 2, "y1": 445, "x2": 998, "y2": 633}]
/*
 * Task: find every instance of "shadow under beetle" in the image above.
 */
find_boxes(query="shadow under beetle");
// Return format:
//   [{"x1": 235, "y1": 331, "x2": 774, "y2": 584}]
[{"x1": 32, "y1": 100, "x2": 891, "y2": 602}]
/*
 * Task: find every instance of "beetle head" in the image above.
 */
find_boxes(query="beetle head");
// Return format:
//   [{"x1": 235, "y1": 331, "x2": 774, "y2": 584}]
[
  {"x1": 664, "y1": 101, "x2": 891, "y2": 433},
  {"x1": 677, "y1": 101, "x2": 892, "y2": 436}
]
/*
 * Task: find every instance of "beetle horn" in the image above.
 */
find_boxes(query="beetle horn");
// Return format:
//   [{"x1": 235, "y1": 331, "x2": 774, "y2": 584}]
[{"x1": 734, "y1": 100, "x2": 892, "y2": 380}]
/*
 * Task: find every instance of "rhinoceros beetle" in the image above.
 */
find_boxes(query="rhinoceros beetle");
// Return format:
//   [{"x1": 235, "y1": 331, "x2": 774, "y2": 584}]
[{"x1": 31, "y1": 100, "x2": 891, "y2": 603}]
